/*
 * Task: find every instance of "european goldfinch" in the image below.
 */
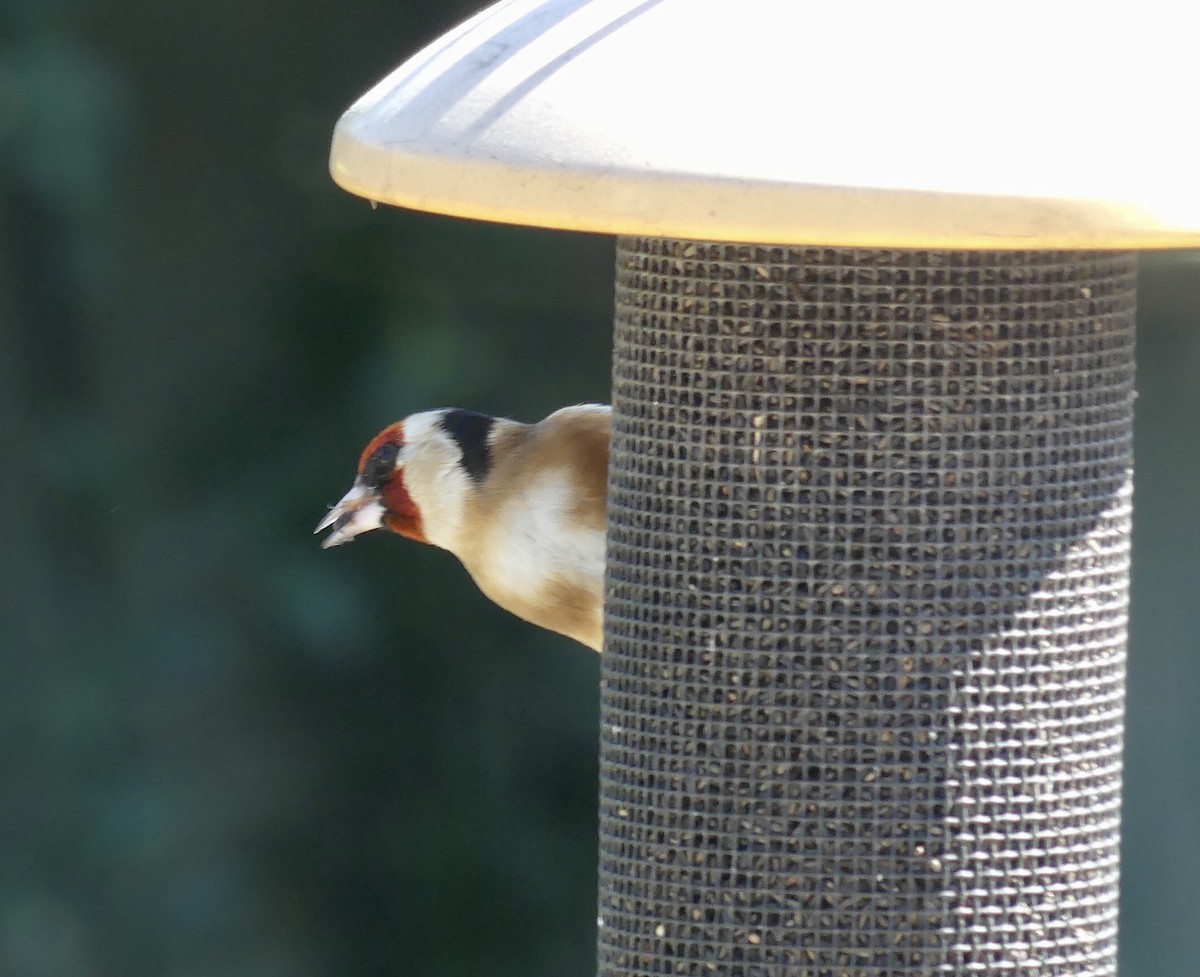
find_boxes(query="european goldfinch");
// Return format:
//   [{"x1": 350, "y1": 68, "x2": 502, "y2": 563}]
[{"x1": 315, "y1": 405, "x2": 610, "y2": 652}]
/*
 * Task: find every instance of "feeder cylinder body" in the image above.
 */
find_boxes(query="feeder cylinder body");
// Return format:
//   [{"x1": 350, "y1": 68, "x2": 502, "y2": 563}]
[{"x1": 600, "y1": 240, "x2": 1132, "y2": 976}]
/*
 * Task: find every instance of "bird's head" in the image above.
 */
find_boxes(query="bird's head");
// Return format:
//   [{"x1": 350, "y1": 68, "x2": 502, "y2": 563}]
[{"x1": 315, "y1": 410, "x2": 486, "y2": 551}]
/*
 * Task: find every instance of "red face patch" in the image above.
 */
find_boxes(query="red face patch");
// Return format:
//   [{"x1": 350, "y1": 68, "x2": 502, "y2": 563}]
[
  {"x1": 381, "y1": 483, "x2": 426, "y2": 543},
  {"x1": 358, "y1": 422, "x2": 405, "y2": 476},
  {"x1": 357, "y1": 421, "x2": 426, "y2": 543}
]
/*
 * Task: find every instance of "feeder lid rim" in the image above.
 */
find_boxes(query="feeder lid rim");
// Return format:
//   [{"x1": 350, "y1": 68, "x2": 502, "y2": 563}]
[{"x1": 329, "y1": 0, "x2": 1200, "y2": 249}]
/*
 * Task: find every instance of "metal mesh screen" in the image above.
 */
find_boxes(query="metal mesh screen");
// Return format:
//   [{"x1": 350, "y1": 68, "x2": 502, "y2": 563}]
[{"x1": 600, "y1": 240, "x2": 1135, "y2": 976}]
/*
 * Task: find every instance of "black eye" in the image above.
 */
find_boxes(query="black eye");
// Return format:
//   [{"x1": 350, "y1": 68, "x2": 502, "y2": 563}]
[{"x1": 362, "y1": 442, "x2": 400, "y2": 488}]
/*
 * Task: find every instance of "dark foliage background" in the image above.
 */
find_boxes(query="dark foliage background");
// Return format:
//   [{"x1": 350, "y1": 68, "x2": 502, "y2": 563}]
[{"x1": 1, "y1": 2, "x2": 1196, "y2": 975}]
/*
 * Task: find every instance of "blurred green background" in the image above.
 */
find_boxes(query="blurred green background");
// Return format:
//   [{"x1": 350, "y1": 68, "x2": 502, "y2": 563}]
[{"x1": 1, "y1": 2, "x2": 1196, "y2": 975}]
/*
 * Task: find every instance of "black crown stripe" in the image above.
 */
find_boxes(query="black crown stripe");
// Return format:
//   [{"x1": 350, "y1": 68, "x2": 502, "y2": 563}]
[{"x1": 440, "y1": 409, "x2": 495, "y2": 483}]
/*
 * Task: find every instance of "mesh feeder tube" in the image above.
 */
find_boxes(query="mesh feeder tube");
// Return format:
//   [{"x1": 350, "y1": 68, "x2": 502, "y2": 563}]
[
  {"x1": 326, "y1": 1, "x2": 1198, "y2": 974},
  {"x1": 601, "y1": 242, "x2": 1133, "y2": 973}
]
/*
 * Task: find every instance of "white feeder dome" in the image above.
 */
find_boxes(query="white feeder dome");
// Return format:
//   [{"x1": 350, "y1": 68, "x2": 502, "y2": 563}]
[{"x1": 330, "y1": 0, "x2": 1200, "y2": 248}]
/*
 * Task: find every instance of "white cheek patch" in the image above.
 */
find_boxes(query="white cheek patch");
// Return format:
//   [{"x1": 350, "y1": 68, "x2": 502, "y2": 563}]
[
  {"x1": 398, "y1": 411, "x2": 444, "y2": 456},
  {"x1": 396, "y1": 410, "x2": 471, "y2": 552},
  {"x1": 408, "y1": 464, "x2": 470, "y2": 551}
]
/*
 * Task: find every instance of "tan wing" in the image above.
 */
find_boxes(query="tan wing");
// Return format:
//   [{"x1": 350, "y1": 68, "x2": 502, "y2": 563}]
[{"x1": 457, "y1": 405, "x2": 610, "y2": 651}]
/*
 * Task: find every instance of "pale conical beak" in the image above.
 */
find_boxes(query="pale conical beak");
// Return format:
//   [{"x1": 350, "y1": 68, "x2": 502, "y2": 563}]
[{"x1": 314, "y1": 483, "x2": 386, "y2": 549}]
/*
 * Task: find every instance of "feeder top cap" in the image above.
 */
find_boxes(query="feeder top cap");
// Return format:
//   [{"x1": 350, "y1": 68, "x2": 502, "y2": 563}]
[{"x1": 330, "y1": 0, "x2": 1199, "y2": 249}]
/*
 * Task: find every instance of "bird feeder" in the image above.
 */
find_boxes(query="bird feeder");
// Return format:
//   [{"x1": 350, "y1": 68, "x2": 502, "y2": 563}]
[{"x1": 328, "y1": 2, "x2": 1199, "y2": 973}]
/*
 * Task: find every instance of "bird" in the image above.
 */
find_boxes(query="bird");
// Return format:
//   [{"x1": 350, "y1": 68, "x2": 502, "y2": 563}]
[{"x1": 315, "y1": 404, "x2": 610, "y2": 652}]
